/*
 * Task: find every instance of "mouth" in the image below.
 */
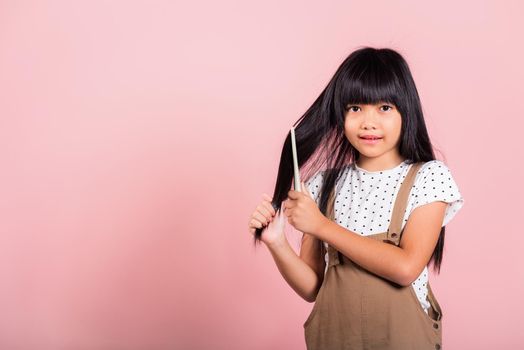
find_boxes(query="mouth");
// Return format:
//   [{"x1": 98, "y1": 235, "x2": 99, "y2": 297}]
[{"x1": 359, "y1": 136, "x2": 382, "y2": 145}]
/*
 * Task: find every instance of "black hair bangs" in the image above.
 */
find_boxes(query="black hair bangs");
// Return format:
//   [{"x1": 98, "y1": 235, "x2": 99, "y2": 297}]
[{"x1": 333, "y1": 54, "x2": 405, "y2": 115}]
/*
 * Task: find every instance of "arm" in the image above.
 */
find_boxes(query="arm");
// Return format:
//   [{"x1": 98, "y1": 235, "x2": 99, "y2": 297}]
[
  {"x1": 315, "y1": 201, "x2": 447, "y2": 286},
  {"x1": 299, "y1": 232, "x2": 326, "y2": 294},
  {"x1": 266, "y1": 233, "x2": 325, "y2": 303}
]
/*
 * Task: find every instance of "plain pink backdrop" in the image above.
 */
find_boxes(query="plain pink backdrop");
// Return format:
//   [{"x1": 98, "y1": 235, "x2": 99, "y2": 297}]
[{"x1": 0, "y1": 0, "x2": 522, "y2": 349}]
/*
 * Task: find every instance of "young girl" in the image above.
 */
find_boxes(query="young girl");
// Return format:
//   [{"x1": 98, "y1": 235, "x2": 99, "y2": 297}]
[{"x1": 247, "y1": 47, "x2": 464, "y2": 349}]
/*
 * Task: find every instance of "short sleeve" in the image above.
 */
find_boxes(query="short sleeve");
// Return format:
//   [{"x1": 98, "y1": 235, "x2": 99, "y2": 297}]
[
  {"x1": 306, "y1": 170, "x2": 324, "y2": 205},
  {"x1": 409, "y1": 160, "x2": 465, "y2": 227}
]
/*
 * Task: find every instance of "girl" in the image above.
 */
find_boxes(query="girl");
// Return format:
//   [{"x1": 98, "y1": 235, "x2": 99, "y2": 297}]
[{"x1": 247, "y1": 47, "x2": 464, "y2": 349}]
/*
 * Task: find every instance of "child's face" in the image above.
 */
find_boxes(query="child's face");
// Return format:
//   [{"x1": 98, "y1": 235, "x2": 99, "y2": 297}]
[{"x1": 344, "y1": 102, "x2": 403, "y2": 161}]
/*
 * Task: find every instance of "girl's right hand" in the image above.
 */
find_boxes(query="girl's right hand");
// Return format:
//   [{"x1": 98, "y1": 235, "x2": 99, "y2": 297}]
[{"x1": 248, "y1": 194, "x2": 286, "y2": 246}]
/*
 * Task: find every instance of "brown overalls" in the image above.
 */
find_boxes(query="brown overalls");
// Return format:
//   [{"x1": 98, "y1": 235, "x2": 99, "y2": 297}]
[{"x1": 303, "y1": 162, "x2": 443, "y2": 350}]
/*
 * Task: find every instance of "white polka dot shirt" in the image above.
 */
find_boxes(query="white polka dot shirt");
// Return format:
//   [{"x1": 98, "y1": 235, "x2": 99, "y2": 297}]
[{"x1": 306, "y1": 159, "x2": 465, "y2": 314}]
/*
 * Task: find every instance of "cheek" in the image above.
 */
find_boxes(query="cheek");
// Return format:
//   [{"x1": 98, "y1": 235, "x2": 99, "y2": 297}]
[
  {"x1": 344, "y1": 120, "x2": 359, "y2": 140},
  {"x1": 344, "y1": 115, "x2": 358, "y2": 131},
  {"x1": 384, "y1": 116, "x2": 402, "y2": 139}
]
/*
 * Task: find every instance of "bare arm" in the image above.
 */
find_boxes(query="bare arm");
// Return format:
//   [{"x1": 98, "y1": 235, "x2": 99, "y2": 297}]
[
  {"x1": 299, "y1": 232, "x2": 326, "y2": 290},
  {"x1": 315, "y1": 201, "x2": 447, "y2": 286},
  {"x1": 266, "y1": 233, "x2": 325, "y2": 303}
]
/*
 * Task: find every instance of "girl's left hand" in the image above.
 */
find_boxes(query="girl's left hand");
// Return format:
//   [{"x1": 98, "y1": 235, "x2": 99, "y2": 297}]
[{"x1": 284, "y1": 181, "x2": 327, "y2": 236}]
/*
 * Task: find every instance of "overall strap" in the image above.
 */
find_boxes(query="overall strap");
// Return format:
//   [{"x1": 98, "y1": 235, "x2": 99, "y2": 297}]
[
  {"x1": 324, "y1": 186, "x2": 342, "y2": 267},
  {"x1": 325, "y1": 161, "x2": 425, "y2": 267},
  {"x1": 383, "y1": 162, "x2": 425, "y2": 246}
]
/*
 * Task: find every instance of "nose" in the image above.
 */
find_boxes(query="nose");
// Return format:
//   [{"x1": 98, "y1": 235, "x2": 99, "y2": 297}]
[
  {"x1": 361, "y1": 112, "x2": 379, "y2": 128},
  {"x1": 361, "y1": 116, "x2": 376, "y2": 129}
]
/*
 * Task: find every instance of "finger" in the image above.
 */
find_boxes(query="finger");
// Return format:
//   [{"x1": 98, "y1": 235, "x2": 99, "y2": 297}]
[
  {"x1": 262, "y1": 193, "x2": 273, "y2": 202},
  {"x1": 284, "y1": 198, "x2": 296, "y2": 210},
  {"x1": 249, "y1": 218, "x2": 264, "y2": 229},
  {"x1": 253, "y1": 211, "x2": 270, "y2": 226},
  {"x1": 283, "y1": 204, "x2": 292, "y2": 217},
  {"x1": 262, "y1": 199, "x2": 276, "y2": 216},
  {"x1": 257, "y1": 204, "x2": 273, "y2": 219},
  {"x1": 287, "y1": 189, "x2": 300, "y2": 199}
]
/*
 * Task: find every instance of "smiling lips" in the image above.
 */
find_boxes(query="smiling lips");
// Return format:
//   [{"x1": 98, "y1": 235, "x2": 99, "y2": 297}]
[
  {"x1": 359, "y1": 135, "x2": 382, "y2": 145},
  {"x1": 359, "y1": 135, "x2": 382, "y2": 139}
]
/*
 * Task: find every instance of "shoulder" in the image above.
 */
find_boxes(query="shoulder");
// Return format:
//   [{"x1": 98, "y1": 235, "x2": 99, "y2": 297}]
[
  {"x1": 408, "y1": 160, "x2": 465, "y2": 225},
  {"x1": 413, "y1": 160, "x2": 456, "y2": 185},
  {"x1": 415, "y1": 159, "x2": 450, "y2": 174},
  {"x1": 413, "y1": 159, "x2": 459, "y2": 186}
]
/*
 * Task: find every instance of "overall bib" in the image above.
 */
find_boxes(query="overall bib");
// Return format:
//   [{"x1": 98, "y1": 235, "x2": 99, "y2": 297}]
[{"x1": 303, "y1": 162, "x2": 443, "y2": 350}]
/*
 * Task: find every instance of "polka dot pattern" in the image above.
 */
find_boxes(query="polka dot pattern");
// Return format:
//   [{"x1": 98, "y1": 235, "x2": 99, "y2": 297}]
[{"x1": 306, "y1": 159, "x2": 465, "y2": 315}]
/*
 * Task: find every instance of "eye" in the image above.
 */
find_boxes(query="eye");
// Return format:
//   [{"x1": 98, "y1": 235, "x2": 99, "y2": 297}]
[
  {"x1": 346, "y1": 106, "x2": 360, "y2": 112},
  {"x1": 381, "y1": 105, "x2": 394, "y2": 112}
]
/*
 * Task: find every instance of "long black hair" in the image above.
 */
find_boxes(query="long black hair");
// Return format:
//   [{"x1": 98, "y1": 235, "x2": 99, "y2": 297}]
[{"x1": 254, "y1": 46, "x2": 446, "y2": 274}]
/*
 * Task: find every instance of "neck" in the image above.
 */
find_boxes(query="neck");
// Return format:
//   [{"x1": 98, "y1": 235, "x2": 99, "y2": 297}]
[{"x1": 356, "y1": 155, "x2": 406, "y2": 172}]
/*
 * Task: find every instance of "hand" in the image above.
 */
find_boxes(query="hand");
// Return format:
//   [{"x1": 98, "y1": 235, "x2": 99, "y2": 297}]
[
  {"x1": 284, "y1": 181, "x2": 327, "y2": 236},
  {"x1": 248, "y1": 194, "x2": 286, "y2": 247}
]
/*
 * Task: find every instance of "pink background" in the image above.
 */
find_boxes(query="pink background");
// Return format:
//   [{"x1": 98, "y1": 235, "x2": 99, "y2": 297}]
[{"x1": 0, "y1": 0, "x2": 522, "y2": 349}]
